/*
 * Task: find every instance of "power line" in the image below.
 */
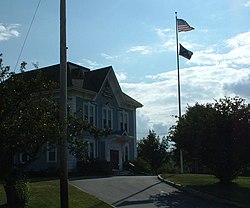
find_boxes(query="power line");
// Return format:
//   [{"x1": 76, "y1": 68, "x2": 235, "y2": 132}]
[{"x1": 14, "y1": 0, "x2": 42, "y2": 72}]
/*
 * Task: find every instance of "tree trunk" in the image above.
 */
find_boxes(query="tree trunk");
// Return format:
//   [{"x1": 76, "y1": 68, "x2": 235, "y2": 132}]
[{"x1": 4, "y1": 184, "x2": 23, "y2": 208}]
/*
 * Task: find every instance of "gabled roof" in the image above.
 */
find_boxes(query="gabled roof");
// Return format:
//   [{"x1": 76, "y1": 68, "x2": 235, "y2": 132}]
[
  {"x1": 83, "y1": 66, "x2": 111, "y2": 92},
  {"x1": 22, "y1": 62, "x2": 90, "y2": 87},
  {"x1": 21, "y1": 62, "x2": 142, "y2": 108},
  {"x1": 122, "y1": 92, "x2": 143, "y2": 108}
]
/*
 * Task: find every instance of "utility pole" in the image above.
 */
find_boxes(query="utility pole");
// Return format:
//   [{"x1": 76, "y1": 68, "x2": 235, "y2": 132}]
[{"x1": 60, "y1": 0, "x2": 69, "y2": 207}]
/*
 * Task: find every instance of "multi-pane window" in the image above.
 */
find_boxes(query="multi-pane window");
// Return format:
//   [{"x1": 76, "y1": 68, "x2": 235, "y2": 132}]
[
  {"x1": 119, "y1": 111, "x2": 129, "y2": 131},
  {"x1": 84, "y1": 105, "x2": 88, "y2": 121},
  {"x1": 103, "y1": 107, "x2": 113, "y2": 128},
  {"x1": 47, "y1": 143, "x2": 57, "y2": 163},
  {"x1": 124, "y1": 146, "x2": 129, "y2": 162},
  {"x1": 89, "y1": 142, "x2": 94, "y2": 159},
  {"x1": 124, "y1": 113, "x2": 128, "y2": 131},
  {"x1": 119, "y1": 112, "x2": 123, "y2": 130},
  {"x1": 83, "y1": 103, "x2": 95, "y2": 125}
]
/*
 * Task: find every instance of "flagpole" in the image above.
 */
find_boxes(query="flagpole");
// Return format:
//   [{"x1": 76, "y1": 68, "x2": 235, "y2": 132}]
[
  {"x1": 175, "y1": 11, "x2": 184, "y2": 174},
  {"x1": 60, "y1": 0, "x2": 69, "y2": 207}
]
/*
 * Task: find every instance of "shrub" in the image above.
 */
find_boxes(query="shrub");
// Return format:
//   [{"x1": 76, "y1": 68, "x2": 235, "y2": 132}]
[
  {"x1": 4, "y1": 177, "x2": 30, "y2": 207},
  {"x1": 241, "y1": 164, "x2": 250, "y2": 176},
  {"x1": 15, "y1": 177, "x2": 30, "y2": 206},
  {"x1": 77, "y1": 160, "x2": 113, "y2": 176},
  {"x1": 132, "y1": 158, "x2": 151, "y2": 175},
  {"x1": 158, "y1": 160, "x2": 179, "y2": 174}
]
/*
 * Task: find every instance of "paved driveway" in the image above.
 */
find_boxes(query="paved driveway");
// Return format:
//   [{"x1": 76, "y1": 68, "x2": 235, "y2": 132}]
[{"x1": 71, "y1": 176, "x2": 233, "y2": 208}]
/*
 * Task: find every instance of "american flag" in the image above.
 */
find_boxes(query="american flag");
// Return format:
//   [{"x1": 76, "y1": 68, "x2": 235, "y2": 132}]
[{"x1": 177, "y1": 19, "x2": 194, "y2": 32}]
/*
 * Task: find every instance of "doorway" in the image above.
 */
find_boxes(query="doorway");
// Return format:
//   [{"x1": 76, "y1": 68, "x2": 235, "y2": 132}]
[{"x1": 110, "y1": 150, "x2": 119, "y2": 169}]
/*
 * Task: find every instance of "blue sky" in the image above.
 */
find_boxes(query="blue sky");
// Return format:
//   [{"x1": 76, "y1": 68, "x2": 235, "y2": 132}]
[{"x1": 1, "y1": 0, "x2": 250, "y2": 138}]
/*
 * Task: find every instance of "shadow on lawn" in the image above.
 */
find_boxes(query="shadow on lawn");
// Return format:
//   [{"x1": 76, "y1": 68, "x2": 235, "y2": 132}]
[
  {"x1": 189, "y1": 182, "x2": 250, "y2": 206},
  {"x1": 113, "y1": 181, "x2": 231, "y2": 208},
  {"x1": 116, "y1": 190, "x2": 231, "y2": 208}
]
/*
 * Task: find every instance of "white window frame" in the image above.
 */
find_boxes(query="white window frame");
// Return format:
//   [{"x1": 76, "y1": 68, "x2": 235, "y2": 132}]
[
  {"x1": 88, "y1": 142, "x2": 95, "y2": 159},
  {"x1": 102, "y1": 106, "x2": 113, "y2": 128},
  {"x1": 83, "y1": 103, "x2": 96, "y2": 126},
  {"x1": 47, "y1": 143, "x2": 57, "y2": 163},
  {"x1": 124, "y1": 145, "x2": 129, "y2": 162},
  {"x1": 118, "y1": 111, "x2": 129, "y2": 132}
]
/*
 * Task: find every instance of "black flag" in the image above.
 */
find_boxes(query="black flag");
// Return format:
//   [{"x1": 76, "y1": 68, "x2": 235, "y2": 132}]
[{"x1": 179, "y1": 44, "x2": 193, "y2": 60}]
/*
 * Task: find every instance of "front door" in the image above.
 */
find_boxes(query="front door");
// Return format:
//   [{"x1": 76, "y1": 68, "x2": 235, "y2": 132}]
[{"x1": 110, "y1": 150, "x2": 119, "y2": 169}]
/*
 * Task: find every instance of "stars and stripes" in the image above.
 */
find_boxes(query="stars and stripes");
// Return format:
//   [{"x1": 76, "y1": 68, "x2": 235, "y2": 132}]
[{"x1": 177, "y1": 19, "x2": 194, "y2": 32}]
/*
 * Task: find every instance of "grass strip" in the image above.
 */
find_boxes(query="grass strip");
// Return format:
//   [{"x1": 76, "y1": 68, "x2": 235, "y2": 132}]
[
  {"x1": 0, "y1": 180, "x2": 112, "y2": 208},
  {"x1": 160, "y1": 174, "x2": 250, "y2": 207}
]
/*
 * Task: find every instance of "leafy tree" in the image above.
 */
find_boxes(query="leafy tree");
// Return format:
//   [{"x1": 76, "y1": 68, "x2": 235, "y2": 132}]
[
  {"x1": 169, "y1": 103, "x2": 217, "y2": 173},
  {"x1": 67, "y1": 116, "x2": 111, "y2": 161},
  {"x1": 137, "y1": 130, "x2": 170, "y2": 174},
  {"x1": 0, "y1": 56, "x2": 62, "y2": 206},
  {"x1": 0, "y1": 55, "x2": 110, "y2": 206},
  {"x1": 211, "y1": 97, "x2": 250, "y2": 183},
  {"x1": 169, "y1": 97, "x2": 250, "y2": 183}
]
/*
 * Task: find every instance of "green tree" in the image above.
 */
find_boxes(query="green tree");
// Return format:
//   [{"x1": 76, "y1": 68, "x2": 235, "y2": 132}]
[
  {"x1": 67, "y1": 116, "x2": 111, "y2": 161},
  {"x1": 169, "y1": 103, "x2": 217, "y2": 173},
  {"x1": 0, "y1": 56, "x2": 108, "y2": 206},
  {"x1": 137, "y1": 130, "x2": 170, "y2": 174},
  {"x1": 170, "y1": 97, "x2": 250, "y2": 183},
  {"x1": 0, "y1": 56, "x2": 62, "y2": 206},
  {"x1": 211, "y1": 97, "x2": 250, "y2": 183}
]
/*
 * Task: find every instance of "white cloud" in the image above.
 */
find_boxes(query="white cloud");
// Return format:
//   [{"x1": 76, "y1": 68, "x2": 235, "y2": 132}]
[
  {"x1": 81, "y1": 58, "x2": 104, "y2": 69},
  {"x1": 154, "y1": 27, "x2": 199, "y2": 52},
  {"x1": 136, "y1": 112, "x2": 151, "y2": 138},
  {"x1": 155, "y1": 27, "x2": 176, "y2": 51},
  {"x1": 115, "y1": 71, "x2": 127, "y2": 82},
  {"x1": 162, "y1": 39, "x2": 176, "y2": 51},
  {"x1": 127, "y1": 45, "x2": 153, "y2": 55},
  {"x1": 226, "y1": 32, "x2": 250, "y2": 47},
  {"x1": 101, "y1": 53, "x2": 118, "y2": 60},
  {"x1": 125, "y1": 27, "x2": 199, "y2": 57},
  {"x1": 123, "y1": 66, "x2": 250, "y2": 136},
  {"x1": 0, "y1": 23, "x2": 20, "y2": 41},
  {"x1": 190, "y1": 31, "x2": 250, "y2": 68},
  {"x1": 244, "y1": 0, "x2": 250, "y2": 7},
  {"x1": 155, "y1": 28, "x2": 172, "y2": 39},
  {"x1": 199, "y1": 29, "x2": 208, "y2": 33},
  {"x1": 225, "y1": 32, "x2": 250, "y2": 66},
  {"x1": 120, "y1": 31, "x2": 250, "y2": 137},
  {"x1": 190, "y1": 50, "x2": 223, "y2": 66}
]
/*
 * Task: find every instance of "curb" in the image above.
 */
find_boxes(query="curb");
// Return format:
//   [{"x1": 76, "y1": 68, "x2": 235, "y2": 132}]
[{"x1": 157, "y1": 175, "x2": 250, "y2": 208}]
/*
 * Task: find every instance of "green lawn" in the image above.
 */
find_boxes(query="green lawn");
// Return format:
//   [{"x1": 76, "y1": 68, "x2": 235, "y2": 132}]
[
  {"x1": 0, "y1": 180, "x2": 112, "y2": 208},
  {"x1": 160, "y1": 174, "x2": 250, "y2": 206}
]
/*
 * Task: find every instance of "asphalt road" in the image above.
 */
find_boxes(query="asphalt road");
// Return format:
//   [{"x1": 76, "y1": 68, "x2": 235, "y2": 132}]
[{"x1": 70, "y1": 176, "x2": 234, "y2": 208}]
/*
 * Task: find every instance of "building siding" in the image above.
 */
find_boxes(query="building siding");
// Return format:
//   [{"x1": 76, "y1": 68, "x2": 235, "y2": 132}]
[{"x1": 19, "y1": 62, "x2": 142, "y2": 172}]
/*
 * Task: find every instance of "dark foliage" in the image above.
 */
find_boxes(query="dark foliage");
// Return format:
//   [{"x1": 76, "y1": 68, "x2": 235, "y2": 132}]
[
  {"x1": 137, "y1": 130, "x2": 170, "y2": 175},
  {"x1": 169, "y1": 97, "x2": 250, "y2": 183},
  {"x1": 77, "y1": 160, "x2": 113, "y2": 176}
]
